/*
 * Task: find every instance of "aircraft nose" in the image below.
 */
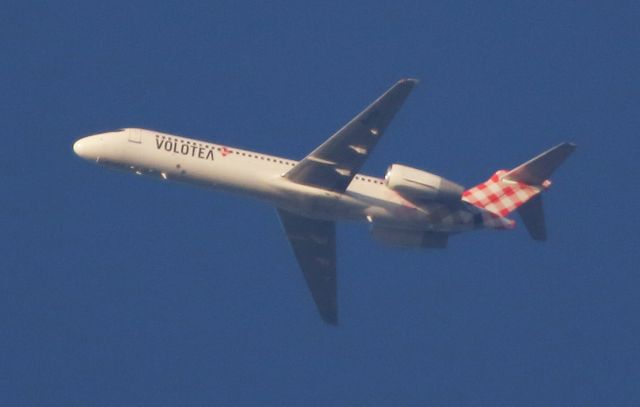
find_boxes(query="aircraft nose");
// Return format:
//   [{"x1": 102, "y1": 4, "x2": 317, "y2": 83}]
[
  {"x1": 73, "y1": 135, "x2": 101, "y2": 160},
  {"x1": 73, "y1": 139, "x2": 85, "y2": 156}
]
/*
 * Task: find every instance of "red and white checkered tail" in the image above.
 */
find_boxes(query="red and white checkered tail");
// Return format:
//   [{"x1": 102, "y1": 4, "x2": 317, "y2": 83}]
[
  {"x1": 462, "y1": 169, "x2": 547, "y2": 216},
  {"x1": 462, "y1": 143, "x2": 576, "y2": 240}
]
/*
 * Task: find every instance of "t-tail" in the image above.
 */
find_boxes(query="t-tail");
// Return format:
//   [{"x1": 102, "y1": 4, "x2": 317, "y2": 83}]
[{"x1": 462, "y1": 143, "x2": 576, "y2": 240}]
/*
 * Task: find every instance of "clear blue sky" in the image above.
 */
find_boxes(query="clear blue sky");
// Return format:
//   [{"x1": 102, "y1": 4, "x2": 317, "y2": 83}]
[{"x1": 2, "y1": 1, "x2": 639, "y2": 405}]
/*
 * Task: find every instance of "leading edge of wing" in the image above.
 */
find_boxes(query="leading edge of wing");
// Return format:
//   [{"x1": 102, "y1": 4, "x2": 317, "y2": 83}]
[
  {"x1": 283, "y1": 78, "x2": 419, "y2": 193},
  {"x1": 277, "y1": 208, "x2": 338, "y2": 325}
]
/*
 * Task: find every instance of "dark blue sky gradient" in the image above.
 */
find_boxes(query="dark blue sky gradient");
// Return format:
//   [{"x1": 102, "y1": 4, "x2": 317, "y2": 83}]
[{"x1": 2, "y1": 1, "x2": 639, "y2": 405}]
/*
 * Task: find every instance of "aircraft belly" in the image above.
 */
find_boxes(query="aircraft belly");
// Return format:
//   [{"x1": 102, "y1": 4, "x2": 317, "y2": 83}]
[
  {"x1": 108, "y1": 141, "x2": 477, "y2": 232},
  {"x1": 99, "y1": 132, "x2": 478, "y2": 232},
  {"x1": 346, "y1": 188, "x2": 477, "y2": 233},
  {"x1": 263, "y1": 177, "x2": 362, "y2": 220}
]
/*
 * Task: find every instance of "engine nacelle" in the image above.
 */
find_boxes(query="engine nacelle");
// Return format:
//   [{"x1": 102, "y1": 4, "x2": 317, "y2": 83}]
[{"x1": 384, "y1": 164, "x2": 464, "y2": 204}]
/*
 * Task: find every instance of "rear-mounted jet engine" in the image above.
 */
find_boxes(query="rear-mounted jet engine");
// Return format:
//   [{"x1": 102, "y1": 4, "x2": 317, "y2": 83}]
[{"x1": 384, "y1": 164, "x2": 464, "y2": 204}]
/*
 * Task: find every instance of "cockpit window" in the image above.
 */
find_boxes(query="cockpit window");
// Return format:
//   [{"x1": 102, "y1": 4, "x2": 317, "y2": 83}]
[{"x1": 80, "y1": 128, "x2": 126, "y2": 138}]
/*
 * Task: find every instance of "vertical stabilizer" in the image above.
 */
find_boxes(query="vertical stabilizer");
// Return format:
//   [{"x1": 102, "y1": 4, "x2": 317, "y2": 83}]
[
  {"x1": 462, "y1": 169, "x2": 545, "y2": 217},
  {"x1": 462, "y1": 142, "x2": 576, "y2": 239}
]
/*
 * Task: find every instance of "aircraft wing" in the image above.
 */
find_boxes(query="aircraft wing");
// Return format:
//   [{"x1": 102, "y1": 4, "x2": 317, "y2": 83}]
[
  {"x1": 284, "y1": 78, "x2": 418, "y2": 192},
  {"x1": 277, "y1": 208, "x2": 337, "y2": 325}
]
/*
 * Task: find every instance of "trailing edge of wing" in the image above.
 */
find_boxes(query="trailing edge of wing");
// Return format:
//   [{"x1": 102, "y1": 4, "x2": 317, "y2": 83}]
[
  {"x1": 277, "y1": 208, "x2": 338, "y2": 325},
  {"x1": 284, "y1": 79, "x2": 419, "y2": 192}
]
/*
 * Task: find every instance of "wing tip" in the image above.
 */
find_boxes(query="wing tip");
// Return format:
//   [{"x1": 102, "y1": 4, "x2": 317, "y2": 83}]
[
  {"x1": 322, "y1": 313, "x2": 339, "y2": 326},
  {"x1": 559, "y1": 141, "x2": 577, "y2": 150},
  {"x1": 399, "y1": 78, "x2": 420, "y2": 86},
  {"x1": 319, "y1": 303, "x2": 338, "y2": 326}
]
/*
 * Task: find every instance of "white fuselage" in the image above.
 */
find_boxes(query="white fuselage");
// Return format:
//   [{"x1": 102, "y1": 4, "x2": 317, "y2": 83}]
[{"x1": 73, "y1": 128, "x2": 485, "y2": 233}]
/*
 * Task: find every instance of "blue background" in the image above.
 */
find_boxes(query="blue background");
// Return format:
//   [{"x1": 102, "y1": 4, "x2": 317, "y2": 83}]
[{"x1": 2, "y1": 1, "x2": 639, "y2": 405}]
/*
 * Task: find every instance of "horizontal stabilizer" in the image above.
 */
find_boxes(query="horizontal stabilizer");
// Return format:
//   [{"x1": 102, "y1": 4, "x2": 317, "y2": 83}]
[
  {"x1": 504, "y1": 143, "x2": 576, "y2": 185},
  {"x1": 517, "y1": 194, "x2": 546, "y2": 241}
]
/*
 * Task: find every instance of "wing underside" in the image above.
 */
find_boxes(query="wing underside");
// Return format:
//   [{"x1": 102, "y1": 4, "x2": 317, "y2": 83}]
[
  {"x1": 277, "y1": 79, "x2": 419, "y2": 324},
  {"x1": 283, "y1": 79, "x2": 418, "y2": 192},
  {"x1": 277, "y1": 208, "x2": 338, "y2": 325}
]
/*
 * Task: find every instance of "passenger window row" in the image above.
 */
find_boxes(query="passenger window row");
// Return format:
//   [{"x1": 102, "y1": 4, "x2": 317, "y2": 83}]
[{"x1": 155, "y1": 134, "x2": 384, "y2": 184}]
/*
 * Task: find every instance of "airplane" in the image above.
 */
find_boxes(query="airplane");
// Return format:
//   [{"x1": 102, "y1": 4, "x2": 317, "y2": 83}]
[{"x1": 73, "y1": 79, "x2": 576, "y2": 325}]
